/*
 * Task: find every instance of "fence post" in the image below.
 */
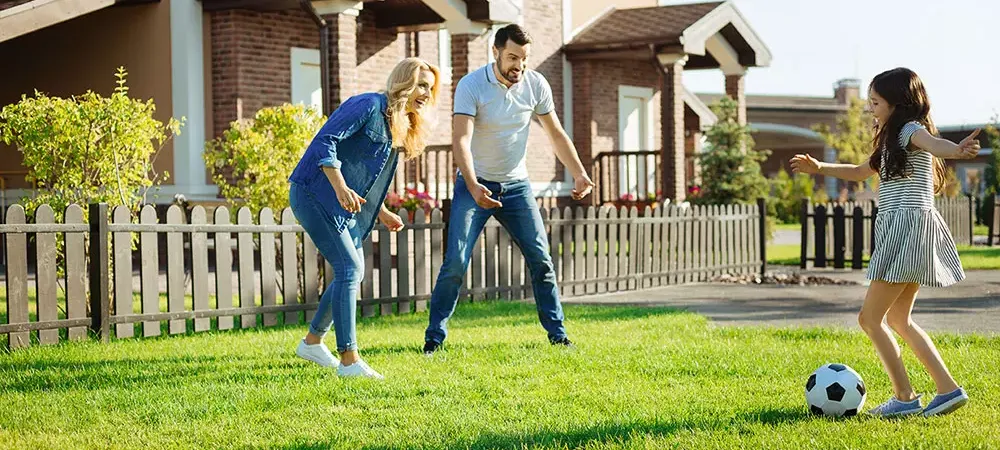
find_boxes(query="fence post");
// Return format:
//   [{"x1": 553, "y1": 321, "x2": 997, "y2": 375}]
[
  {"x1": 967, "y1": 194, "x2": 975, "y2": 246},
  {"x1": 975, "y1": 195, "x2": 982, "y2": 225},
  {"x1": 814, "y1": 204, "x2": 827, "y2": 268},
  {"x1": 88, "y1": 203, "x2": 110, "y2": 343},
  {"x1": 852, "y1": 205, "x2": 864, "y2": 270},
  {"x1": 833, "y1": 205, "x2": 845, "y2": 269},
  {"x1": 799, "y1": 199, "x2": 808, "y2": 269},
  {"x1": 870, "y1": 201, "x2": 879, "y2": 255},
  {"x1": 989, "y1": 194, "x2": 996, "y2": 247},
  {"x1": 758, "y1": 198, "x2": 767, "y2": 275}
]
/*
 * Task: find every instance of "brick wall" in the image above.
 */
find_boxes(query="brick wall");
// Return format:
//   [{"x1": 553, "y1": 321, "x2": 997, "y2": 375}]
[
  {"x1": 209, "y1": 9, "x2": 317, "y2": 138},
  {"x1": 209, "y1": 1, "x2": 572, "y2": 194},
  {"x1": 576, "y1": 60, "x2": 662, "y2": 160},
  {"x1": 523, "y1": 0, "x2": 565, "y2": 183}
]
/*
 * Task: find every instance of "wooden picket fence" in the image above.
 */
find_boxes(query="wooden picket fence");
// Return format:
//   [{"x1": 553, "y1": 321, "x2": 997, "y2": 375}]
[
  {"x1": 801, "y1": 196, "x2": 975, "y2": 269},
  {"x1": 1, "y1": 199, "x2": 766, "y2": 350}
]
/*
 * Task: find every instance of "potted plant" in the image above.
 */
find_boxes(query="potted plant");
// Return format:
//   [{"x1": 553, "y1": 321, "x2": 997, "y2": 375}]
[{"x1": 384, "y1": 188, "x2": 439, "y2": 222}]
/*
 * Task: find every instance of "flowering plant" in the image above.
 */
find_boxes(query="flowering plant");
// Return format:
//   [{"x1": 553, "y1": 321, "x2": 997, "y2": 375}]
[{"x1": 384, "y1": 188, "x2": 438, "y2": 212}]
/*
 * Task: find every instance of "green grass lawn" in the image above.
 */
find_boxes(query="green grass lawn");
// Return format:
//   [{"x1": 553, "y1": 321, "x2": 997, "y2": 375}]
[
  {"x1": 1, "y1": 302, "x2": 998, "y2": 449},
  {"x1": 767, "y1": 244, "x2": 1000, "y2": 270}
]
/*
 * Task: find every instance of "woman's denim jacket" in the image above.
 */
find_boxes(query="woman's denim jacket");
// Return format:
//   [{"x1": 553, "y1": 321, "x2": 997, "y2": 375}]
[{"x1": 289, "y1": 92, "x2": 396, "y2": 238}]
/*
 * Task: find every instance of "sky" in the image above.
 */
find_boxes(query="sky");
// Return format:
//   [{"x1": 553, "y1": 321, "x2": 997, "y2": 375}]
[{"x1": 668, "y1": 0, "x2": 1000, "y2": 127}]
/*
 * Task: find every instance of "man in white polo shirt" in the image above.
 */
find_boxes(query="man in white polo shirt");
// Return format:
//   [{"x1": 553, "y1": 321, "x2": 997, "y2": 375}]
[{"x1": 423, "y1": 24, "x2": 594, "y2": 355}]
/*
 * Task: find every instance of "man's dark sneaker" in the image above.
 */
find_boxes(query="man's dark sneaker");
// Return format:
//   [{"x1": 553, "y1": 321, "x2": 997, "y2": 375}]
[
  {"x1": 550, "y1": 337, "x2": 574, "y2": 348},
  {"x1": 423, "y1": 341, "x2": 441, "y2": 356}
]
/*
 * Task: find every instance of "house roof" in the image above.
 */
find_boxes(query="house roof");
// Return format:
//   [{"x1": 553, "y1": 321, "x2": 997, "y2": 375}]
[
  {"x1": 1, "y1": 0, "x2": 154, "y2": 43},
  {"x1": 564, "y1": 1, "x2": 771, "y2": 70},
  {"x1": 567, "y1": 2, "x2": 722, "y2": 50},
  {"x1": 696, "y1": 93, "x2": 848, "y2": 112}
]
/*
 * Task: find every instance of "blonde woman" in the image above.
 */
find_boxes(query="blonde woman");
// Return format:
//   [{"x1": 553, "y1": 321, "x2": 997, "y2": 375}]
[{"x1": 289, "y1": 57, "x2": 440, "y2": 378}]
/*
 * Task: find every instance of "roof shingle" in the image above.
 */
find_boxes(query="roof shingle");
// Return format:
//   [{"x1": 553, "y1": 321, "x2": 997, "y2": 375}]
[{"x1": 567, "y1": 2, "x2": 723, "y2": 50}]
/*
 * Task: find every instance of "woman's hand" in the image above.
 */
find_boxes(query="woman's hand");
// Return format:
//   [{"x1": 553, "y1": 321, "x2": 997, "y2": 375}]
[
  {"x1": 333, "y1": 184, "x2": 365, "y2": 213},
  {"x1": 378, "y1": 208, "x2": 404, "y2": 232},
  {"x1": 325, "y1": 167, "x2": 366, "y2": 213}
]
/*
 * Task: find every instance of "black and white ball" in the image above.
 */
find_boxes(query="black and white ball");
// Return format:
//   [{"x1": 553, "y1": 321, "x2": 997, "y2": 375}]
[{"x1": 805, "y1": 363, "x2": 866, "y2": 417}]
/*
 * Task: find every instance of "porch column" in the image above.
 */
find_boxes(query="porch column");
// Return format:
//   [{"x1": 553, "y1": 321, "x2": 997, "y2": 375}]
[
  {"x1": 315, "y1": 1, "x2": 363, "y2": 110},
  {"x1": 659, "y1": 54, "x2": 686, "y2": 202},
  {"x1": 449, "y1": 28, "x2": 490, "y2": 98},
  {"x1": 571, "y1": 61, "x2": 595, "y2": 203},
  {"x1": 725, "y1": 72, "x2": 747, "y2": 125},
  {"x1": 169, "y1": 0, "x2": 215, "y2": 200}
]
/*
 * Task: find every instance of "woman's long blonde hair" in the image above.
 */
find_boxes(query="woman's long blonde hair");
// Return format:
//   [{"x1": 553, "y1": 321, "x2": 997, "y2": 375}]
[{"x1": 385, "y1": 57, "x2": 441, "y2": 160}]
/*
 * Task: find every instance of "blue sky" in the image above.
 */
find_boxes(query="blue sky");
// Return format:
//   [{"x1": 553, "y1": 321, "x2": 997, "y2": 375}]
[{"x1": 671, "y1": 0, "x2": 999, "y2": 126}]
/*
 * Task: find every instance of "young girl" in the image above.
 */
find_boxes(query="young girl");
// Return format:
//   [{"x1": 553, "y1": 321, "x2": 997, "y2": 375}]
[
  {"x1": 288, "y1": 57, "x2": 441, "y2": 378},
  {"x1": 791, "y1": 67, "x2": 981, "y2": 417}
]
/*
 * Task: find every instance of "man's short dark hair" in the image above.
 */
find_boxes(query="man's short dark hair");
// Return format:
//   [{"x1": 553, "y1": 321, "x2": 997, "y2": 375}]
[{"x1": 494, "y1": 24, "x2": 531, "y2": 48}]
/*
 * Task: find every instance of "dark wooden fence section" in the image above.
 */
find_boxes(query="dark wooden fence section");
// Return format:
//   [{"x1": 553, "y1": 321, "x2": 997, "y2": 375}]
[
  {"x1": 985, "y1": 194, "x2": 1000, "y2": 246},
  {"x1": 801, "y1": 196, "x2": 975, "y2": 269},
  {"x1": 2, "y1": 199, "x2": 766, "y2": 350}
]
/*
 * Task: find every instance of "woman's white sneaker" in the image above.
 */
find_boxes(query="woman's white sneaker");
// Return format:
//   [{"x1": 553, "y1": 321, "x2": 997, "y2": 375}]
[
  {"x1": 296, "y1": 339, "x2": 336, "y2": 367},
  {"x1": 337, "y1": 359, "x2": 384, "y2": 379}
]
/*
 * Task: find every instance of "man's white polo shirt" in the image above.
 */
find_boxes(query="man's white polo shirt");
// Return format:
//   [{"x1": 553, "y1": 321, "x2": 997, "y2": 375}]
[{"x1": 453, "y1": 62, "x2": 555, "y2": 182}]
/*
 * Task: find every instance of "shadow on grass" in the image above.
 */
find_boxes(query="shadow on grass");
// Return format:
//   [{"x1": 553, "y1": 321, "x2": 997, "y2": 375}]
[
  {"x1": 276, "y1": 407, "x2": 812, "y2": 450},
  {"x1": 2, "y1": 303, "x2": 688, "y2": 394},
  {"x1": 0, "y1": 352, "x2": 317, "y2": 394}
]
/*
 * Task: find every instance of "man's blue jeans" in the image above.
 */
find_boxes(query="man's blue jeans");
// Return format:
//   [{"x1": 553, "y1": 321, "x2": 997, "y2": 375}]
[{"x1": 424, "y1": 175, "x2": 567, "y2": 344}]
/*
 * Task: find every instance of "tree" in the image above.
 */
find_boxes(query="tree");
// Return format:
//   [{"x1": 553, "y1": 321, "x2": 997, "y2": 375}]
[
  {"x1": 693, "y1": 96, "x2": 770, "y2": 206},
  {"x1": 205, "y1": 103, "x2": 325, "y2": 214},
  {"x1": 0, "y1": 67, "x2": 180, "y2": 223},
  {"x1": 813, "y1": 97, "x2": 876, "y2": 195},
  {"x1": 771, "y1": 167, "x2": 827, "y2": 224},
  {"x1": 983, "y1": 118, "x2": 1000, "y2": 197}
]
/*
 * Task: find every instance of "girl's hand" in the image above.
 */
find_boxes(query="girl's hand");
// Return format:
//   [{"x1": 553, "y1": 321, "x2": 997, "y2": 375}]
[
  {"x1": 957, "y1": 128, "x2": 982, "y2": 159},
  {"x1": 334, "y1": 184, "x2": 366, "y2": 213},
  {"x1": 379, "y1": 209, "x2": 404, "y2": 232},
  {"x1": 790, "y1": 154, "x2": 821, "y2": 175}
]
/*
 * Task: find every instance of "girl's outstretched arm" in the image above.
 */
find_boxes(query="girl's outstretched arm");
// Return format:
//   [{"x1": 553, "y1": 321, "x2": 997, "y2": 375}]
[
  {"x1": 910, "y1": 128, "x2": 981, "y2": 159},
  {"x1": 790, "y1": 153, "x2": 875, "y2": 182}
]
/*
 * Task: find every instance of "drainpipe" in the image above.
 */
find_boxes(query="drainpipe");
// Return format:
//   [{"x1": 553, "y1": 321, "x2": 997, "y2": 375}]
[{"x1": 299, "y1": 0, "x2": 332, "y2": 116}]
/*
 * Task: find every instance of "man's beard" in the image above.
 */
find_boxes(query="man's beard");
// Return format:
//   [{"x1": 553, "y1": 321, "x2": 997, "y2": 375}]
[{"x1": 498, "y1": 61, "x2": 522, "y2": 83}]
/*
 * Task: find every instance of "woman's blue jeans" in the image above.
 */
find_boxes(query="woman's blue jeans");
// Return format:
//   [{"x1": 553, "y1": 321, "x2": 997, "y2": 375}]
[{"x1": 289, "y1": 183, "x2": 364, "y2": 352}]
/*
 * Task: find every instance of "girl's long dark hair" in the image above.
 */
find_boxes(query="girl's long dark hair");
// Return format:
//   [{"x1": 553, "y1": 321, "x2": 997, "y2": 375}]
[{"x1": 868, "y1": 67, "x2": 946, "y2": 193}]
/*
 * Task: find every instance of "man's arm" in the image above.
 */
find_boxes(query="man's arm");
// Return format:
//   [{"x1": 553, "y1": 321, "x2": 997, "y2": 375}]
[
  {"x1": 537, "y1": 112, "x2": 594, "y2": 200},
  {"x1": 453, "y1": 115, "x2": 478, "y2": 186},
  {"x1": 454, "y1": 114, "x2": 501, "y2": 208}
]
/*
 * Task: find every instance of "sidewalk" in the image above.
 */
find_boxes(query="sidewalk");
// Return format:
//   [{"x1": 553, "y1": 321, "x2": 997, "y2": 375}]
[{"x1": 564, "y1": 268, "x2": 1000, "y2": 335}]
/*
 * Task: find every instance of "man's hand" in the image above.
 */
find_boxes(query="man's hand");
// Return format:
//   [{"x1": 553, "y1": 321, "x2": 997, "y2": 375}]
[
  {"x1": 378, "y1": 208, "x2": 404, "y2": 232},
  {"x1": 572, "y1": 174, "x2": 595, "y2": 201},
  {"x1": 468, "y1": 182, "x2": 502, "y2": 209}
]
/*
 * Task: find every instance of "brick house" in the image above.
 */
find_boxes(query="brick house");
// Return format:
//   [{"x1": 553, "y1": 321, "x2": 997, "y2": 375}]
[{"x1": 1, "y1": 0, "x2": 771, "y2": 208}]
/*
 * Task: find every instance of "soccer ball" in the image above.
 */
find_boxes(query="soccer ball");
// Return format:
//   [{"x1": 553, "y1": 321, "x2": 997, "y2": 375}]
[{"x1": 805, "y1": 363, "x2": 867, "y2": 417}]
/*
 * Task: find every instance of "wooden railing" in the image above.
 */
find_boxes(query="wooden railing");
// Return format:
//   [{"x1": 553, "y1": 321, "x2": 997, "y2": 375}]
[
  {"x1": 592, "y1": 151, "x2": 662, "y2": 205},
  {"x1": 392, "y1": 145, "x2": 455, "y2": 202}
]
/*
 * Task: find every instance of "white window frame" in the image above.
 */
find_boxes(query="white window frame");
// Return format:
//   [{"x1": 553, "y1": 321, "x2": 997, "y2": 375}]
[{"x1": 437, "y1": 29, "x2": 453, "y2": 85}]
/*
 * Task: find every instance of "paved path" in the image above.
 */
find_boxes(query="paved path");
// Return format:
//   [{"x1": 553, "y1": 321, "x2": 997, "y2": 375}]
[{"x1": 565, "y1": 269, "x2": 1000, "y2": 335}]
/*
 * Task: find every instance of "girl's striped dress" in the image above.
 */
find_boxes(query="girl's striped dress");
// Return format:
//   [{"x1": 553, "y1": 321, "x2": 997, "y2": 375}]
[{"x1": 867, "y1": 121, "x2": 965, "y2": 287}]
